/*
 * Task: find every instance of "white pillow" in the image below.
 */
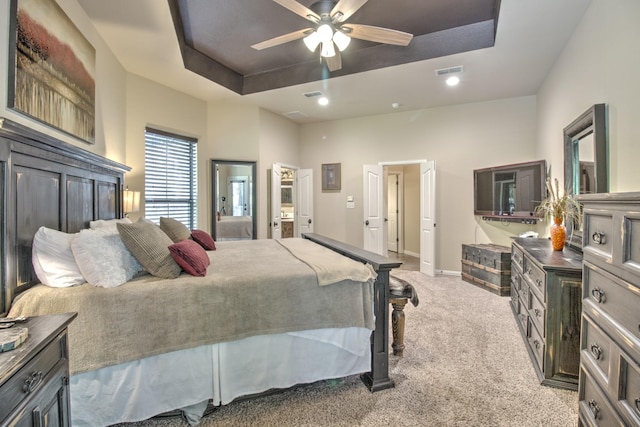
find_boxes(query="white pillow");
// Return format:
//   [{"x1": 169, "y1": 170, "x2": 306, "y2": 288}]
[
  {"x1": 71, "y1": 227, "x2": 142, "y2": 288},
  {"x1": 89, "y1": 218, "x2": 132, "y2": 231},
  {"x1": 32, "y1": 227, "x2": 86, "y2": 288}
]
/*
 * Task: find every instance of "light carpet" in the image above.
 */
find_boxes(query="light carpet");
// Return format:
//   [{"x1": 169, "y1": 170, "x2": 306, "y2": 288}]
[{"x1": 111, "y1": 271, "x2": 579, "y2": 427}]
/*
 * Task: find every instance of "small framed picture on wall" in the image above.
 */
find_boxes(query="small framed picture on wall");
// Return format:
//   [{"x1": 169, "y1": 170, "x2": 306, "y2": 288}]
[{"x1": 322, "y1": 163, "x2": 341, "y2": 191}]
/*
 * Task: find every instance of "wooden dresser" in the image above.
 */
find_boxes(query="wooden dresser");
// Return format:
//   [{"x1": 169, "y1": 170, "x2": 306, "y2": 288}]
[
  {"x1": 510, "y1": 238, "x2": 583, "y2": 390},
  {"x1": 578, "y1": 193, "x2": 640, "y2": 426},
  {"x1": 0, "y1": 313, "x2": 76, "y2": 427}
]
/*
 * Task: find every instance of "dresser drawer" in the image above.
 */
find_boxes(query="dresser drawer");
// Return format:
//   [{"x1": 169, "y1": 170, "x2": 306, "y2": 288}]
[
  {"x1": 512, "y1": 291, "x2": 528, "y2": 333},
  {"x1": 579, "y1": 367, "x2": 625, "y2": 427},
  {"x1": 512, "y1": 245, "x2": 524, "y2": 270},
  {"x1": 528, "y1": 319, "x2": 544, "y2": 372},
  {"x1": 0, "y1": 332, "x2": 65, "y2": 420},
  {"x1": 523, "y1": 257, "x2": 546, "y2": 300},
  {"x1": 621, "y1": 211, "x2": 640, "y2": 281},
  {"x1": 510, "y1": 278, "x2": 519, "y2": 311},
  {"x1": 511, "y1": 270, "x2": 524, "y2": 295},
  {"x1": 581, "y1": 314, "x2": 613, "y2": 387},
  {"x1": 620, "y1": 353, "x2": 640, "y2": 426},
  {"x1": 528, "y1": 291, "x2": 546, "y2": 337},
  {"x1": 583, "y1": 209, "x2": 615, "y2": 264},
  {"x1": 584, "y1": 261, "x2": 640, "y2": 346}
]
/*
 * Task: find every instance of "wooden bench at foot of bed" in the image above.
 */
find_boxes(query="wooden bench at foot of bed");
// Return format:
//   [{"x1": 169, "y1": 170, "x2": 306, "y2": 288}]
[{"x1": 302, "y1": 233, "x2": 401, "y2": 392}]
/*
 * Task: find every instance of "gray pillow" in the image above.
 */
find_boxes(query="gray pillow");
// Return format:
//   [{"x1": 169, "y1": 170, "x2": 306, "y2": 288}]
[
  {"x1": 117, "y1": 221, "x2": 181, "y2": 279},
  {"x1": 160, "y1": 217, "x2": 192, "y2": 243}
]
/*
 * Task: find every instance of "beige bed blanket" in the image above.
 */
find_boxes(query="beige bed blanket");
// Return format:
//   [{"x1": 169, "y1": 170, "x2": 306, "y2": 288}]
[{"x1": 9, "y1": 238, "x2": 376, "y2": 375}]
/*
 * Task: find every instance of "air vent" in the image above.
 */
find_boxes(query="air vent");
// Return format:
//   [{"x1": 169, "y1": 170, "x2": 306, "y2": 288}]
[
  {"x1": 303, "y1": 91, "x2": 324, "y2": 98},
  {"x1": 282, "y1": 111, "x2": 308, "y2": 119},
  {"x1": 434, "y1": 65, "x2": 464, "y2": 77}
]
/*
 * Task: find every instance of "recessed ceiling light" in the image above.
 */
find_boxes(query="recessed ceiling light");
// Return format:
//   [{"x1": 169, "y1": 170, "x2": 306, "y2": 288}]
[
  {"x1": 446, "y1": 76, "x2": 460, "y2": 86},
  {"x1": 318, "y1": 96, "x2": 329, "y2": 106},
  {"x1": 391, "y1": 102, "x2": 400, "y2": 109}
]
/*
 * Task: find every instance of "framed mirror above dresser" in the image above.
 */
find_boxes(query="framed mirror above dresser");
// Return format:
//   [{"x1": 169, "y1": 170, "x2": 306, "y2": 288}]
[{"x1": 563, "y1": 103, "x2": 608, "y2": 251}]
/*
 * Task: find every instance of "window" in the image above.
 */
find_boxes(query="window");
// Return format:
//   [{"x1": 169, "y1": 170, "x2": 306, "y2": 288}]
[{"x1": 144, "y1": 128, "x2": 197, "y2": 228}]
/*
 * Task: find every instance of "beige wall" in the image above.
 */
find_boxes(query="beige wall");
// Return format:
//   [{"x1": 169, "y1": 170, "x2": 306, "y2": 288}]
[
  {"x1": 257, "y1": 108, "x2": 301, "y2": 239},
  {"x1": 300, "y1": 96, "x2": 539, "y2": 272},
  {"x1": 125, "y1": 74, "x2": 207, "y2": 226},
  {"x1": 537, "y1": 0, "x2": 640, "y2": 193}
]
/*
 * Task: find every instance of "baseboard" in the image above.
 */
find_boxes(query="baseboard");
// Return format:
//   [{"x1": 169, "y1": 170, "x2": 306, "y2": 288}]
[
  {"x1": 436, "y1": 270, "x2": 461, "y2": 276},
  {"x1": 404, "y1": 250, "x2": 419, "y2": 257}
]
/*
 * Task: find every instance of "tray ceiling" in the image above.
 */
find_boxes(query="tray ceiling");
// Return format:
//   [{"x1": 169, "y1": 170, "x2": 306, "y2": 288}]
[{"x1": 169, "y1": 0, "x2": 501, "y2": 95}]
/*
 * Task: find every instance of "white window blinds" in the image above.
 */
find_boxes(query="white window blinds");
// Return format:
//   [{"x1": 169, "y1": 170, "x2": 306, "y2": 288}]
[{"x1": 144, "y1": 128, "x2": 197, "y2": 228}]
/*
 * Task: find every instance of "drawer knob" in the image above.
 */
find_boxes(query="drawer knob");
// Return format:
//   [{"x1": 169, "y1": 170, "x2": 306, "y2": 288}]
[
  {"x1": 22, "y1": 370, "x2": 43, "y2": 394},
  {"x1": 536, "y1": 279, "x2": 543, "y2": 287},
  {"x1": 533, "y1": 340, "x2": 541, "y2": 349},
  {"x1": 588, "y1": 399, "x2": 600, "y2": 419},
  {"x1": 534, "y1": 308, "x2": 541, "y2": 317},
  {"x1": 590, "y1": 343, "x2": 603, "y2": 360},
  {"x1": 592, "y1": 231, "x2": 606, "y2": 245},
  {"x1": 591, "y1": 288, "x2": 606, "y2": 304}
]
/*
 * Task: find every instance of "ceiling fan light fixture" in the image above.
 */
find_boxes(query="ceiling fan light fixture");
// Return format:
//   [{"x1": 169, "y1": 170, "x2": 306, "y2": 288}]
[
  {"x1": 320, "y1": 40, "x2": 336, "y2": 58},
  {"x1": 333, "y1": 30, "x2": 351, "y2": 51},
  {"x1": 316, "y1": 23, "x2": 334, "y2": 43},
  {"x1": 303, "y1": 31, "x2": 321, "y2": 52}
]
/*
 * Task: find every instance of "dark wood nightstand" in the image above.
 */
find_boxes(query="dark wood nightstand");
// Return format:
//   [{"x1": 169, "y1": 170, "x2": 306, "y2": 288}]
[{"x1": 0, "y1": 313, "x2": 76, "y2": 427}]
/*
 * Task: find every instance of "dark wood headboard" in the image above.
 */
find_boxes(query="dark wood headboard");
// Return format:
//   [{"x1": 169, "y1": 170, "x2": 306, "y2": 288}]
[{"x1": 0, "y1": 118, "x2": 130, "y2": 315}]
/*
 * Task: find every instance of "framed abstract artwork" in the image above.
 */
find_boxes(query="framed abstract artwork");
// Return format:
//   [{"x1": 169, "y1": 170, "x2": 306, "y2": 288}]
[
  {"x1": 322, "y1": 163, "x2": 341, "y2": 191},
  {"x1": 7, "y1": 0, "x2": 96, "y2": 143}
]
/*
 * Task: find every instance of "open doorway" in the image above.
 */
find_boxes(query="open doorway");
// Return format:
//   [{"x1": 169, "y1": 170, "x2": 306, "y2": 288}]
[
  {"x1": 385, "y1": 165, "x2": 420, "y2": 258},
  {"x1": 364, "y1": 160, "x2": 436, "y2": 275}
]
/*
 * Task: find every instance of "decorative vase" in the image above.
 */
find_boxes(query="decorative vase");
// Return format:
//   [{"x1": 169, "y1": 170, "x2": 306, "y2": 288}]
[{"x1": 550, "y1": 216, "x2": 566, "y2": 251}]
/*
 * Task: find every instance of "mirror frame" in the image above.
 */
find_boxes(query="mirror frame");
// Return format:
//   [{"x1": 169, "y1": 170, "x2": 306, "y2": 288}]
[
  {"x1": 563, "y1": 104, "x2": 608, "y2": 250},
  {"x1": 211, "y1": 159, "x2": 257, "y2": 240}
]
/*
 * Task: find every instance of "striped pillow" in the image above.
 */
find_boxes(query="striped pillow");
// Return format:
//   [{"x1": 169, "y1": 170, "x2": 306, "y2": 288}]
[{"x1": 117, "y1": 221, "x2": 182, "y2": 279}]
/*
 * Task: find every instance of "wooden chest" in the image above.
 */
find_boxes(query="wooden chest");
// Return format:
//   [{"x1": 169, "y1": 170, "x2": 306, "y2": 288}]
[{"x1": 461, "y1": 243, "x2": 512, "y2": 296}]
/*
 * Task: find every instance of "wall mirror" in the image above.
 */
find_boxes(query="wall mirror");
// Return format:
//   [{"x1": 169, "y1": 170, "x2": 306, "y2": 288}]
[
  {"x1": 563, "y1": 104, "x2": 608, "y2": 250},
  {"x1": 211, "y1": 160, "x2": 257, "y2": 240}
]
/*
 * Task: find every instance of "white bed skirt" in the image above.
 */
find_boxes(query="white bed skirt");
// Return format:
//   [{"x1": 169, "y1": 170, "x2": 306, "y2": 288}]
[{"x1": 70, "y1": 327, "x2": 372, "y2": 427}]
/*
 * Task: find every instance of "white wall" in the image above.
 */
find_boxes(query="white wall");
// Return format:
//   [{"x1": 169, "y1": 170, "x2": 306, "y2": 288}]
[
  {"x1": 0, "y1": 0, "x2": 127, "y2": 162},
  {"x1": 300, "y1": 96, "x2": 539, "y2": 272},
  {"x1": 537, "y1": 0, "x2": 640, "y2": 193}
]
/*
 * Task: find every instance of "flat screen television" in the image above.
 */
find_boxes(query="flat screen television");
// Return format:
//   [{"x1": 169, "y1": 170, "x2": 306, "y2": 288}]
[{"x1": 474, "y1": 160, "x2": 547, "y2": 220}]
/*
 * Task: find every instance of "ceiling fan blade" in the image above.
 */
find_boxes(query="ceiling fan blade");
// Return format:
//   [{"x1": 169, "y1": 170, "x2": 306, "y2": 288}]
[
  {"x1": 343, "y1": 24, "x2": 413, "y2": 46},
  {"x1": 325, "y1": 50, "x2": 342, "y2": 72},
  {"x1": 273, "y1": 0, "x2": 320, "y2": 22},
  {"x1": 331, "y1": 0, "x2": 368, "y2": 23},
  {"x1": 251, "y1": 28, "x2": 312, "y2": 50}
]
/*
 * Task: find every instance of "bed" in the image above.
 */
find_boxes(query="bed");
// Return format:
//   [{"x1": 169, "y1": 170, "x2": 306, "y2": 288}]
[
  {"x1": 216, "y1": 214, "x2": 253, "y2": 239},
  {"x1": 0, "y1": 118, "x2": 400, "y2": 426}
]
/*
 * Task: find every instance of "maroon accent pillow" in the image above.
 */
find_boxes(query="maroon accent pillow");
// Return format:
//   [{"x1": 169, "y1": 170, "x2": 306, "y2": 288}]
[
  {"x1": 191, "y1": 229, "x2": 216, "y2": 250},
  {"x1": 168, "y1": 239, "x2": 210, "y2": 277}
]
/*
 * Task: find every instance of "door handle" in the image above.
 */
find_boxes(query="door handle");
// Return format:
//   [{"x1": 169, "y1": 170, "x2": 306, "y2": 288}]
[
  {"x1": 365, "y1": 220, "x2": 370, "y2": 226},
  {"x1": 308, "y1": 219, "x2": 312, "y2": 224}
]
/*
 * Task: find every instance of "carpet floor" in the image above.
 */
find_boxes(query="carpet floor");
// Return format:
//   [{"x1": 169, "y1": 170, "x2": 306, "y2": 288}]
[{"x1": 112, "y1": 271, "x2": 579, "y2": 427}]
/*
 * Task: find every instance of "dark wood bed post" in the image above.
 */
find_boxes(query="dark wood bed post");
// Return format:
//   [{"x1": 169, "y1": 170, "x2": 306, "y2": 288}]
[{"x1": 302, "y1": 233, "x2": 402, "y2": 392}]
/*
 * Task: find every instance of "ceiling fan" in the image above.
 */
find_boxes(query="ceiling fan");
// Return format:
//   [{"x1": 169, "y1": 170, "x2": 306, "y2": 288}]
[{"x1": 251, "y1": 0, "x2": 414, "y2": 72}]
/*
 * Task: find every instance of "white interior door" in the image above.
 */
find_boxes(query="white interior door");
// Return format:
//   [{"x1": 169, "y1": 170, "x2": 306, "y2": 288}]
[
  {"x1": 420, "y1": 160, "x2": 436, "y2": 276},
  {"x1": 296, "y1": 168, "x2": 313, "y2": 236},
  {"x1": 363, "y1": 164, "x2": 386, "y2": 255},
  {"x1": 387, "y1": 172, "x2": 399, "y2": 253},
  {"x1": 271, "y1": 163, "x2": 282, "y2": 239}
]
